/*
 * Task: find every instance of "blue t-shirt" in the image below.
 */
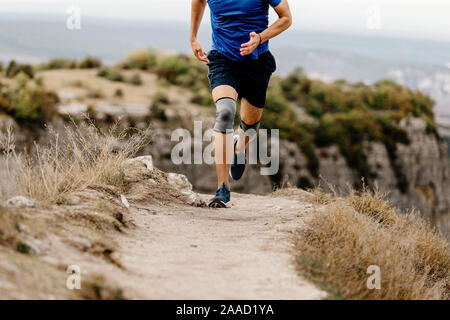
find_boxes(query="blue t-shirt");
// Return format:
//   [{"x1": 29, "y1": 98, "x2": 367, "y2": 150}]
[{"x1": 207, "y1": 0, "x2": 282, "y2": 62}]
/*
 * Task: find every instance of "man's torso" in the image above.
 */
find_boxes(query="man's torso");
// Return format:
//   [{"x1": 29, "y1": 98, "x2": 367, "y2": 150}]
[{"x1": 207, "y1": 0, "x2": 281, "y2": 61}]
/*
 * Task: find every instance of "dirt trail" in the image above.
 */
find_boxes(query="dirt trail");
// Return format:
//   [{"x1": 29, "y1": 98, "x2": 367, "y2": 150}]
[{"x1": 112, "y1": 192, "x2": 325, "y2": 299}]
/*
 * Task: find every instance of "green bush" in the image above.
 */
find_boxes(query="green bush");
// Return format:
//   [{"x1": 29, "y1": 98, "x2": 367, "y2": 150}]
[
  {"x1": 114, "y1": 88, "x2": 124, "y2": 98},
  {"x1": 150, "y1": 104, "x2": 167, "y2": 122},
  {"x1": 0, "y1": 81, "x2": 59, "y2": 127},
  {"x1": 97, "y1": 68, "x2": 124, "y2": 82},
  {"x1": 97, "y1": 67, "x2": 109, "y2": 77},
  {"x1": 151, "y1": 91, "x2": 170, "y2": 107},
  {"x1": 156, "y1": 55, "x2": 190, "y2": 84},
  {"x1": 6, "y1": 60, "x2": 34, "y2": 79},
  {"x1": 78, "y1": 56, "x2": 102, "y2": 69},
  {"x1": 260, "y1": 68, "x2": 433, "y2": 188},
  {"x1": 121, "y1": 49, "x2": 157, "y2": 70},
  {"x1": 190, "y1": 88, "x2": 214, "y2": 106},
  {"x1": 41, "y1": 58, "x2": 77, "y2": 70}
]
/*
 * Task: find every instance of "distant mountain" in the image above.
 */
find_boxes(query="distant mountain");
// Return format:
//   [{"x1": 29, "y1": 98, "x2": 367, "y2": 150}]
[{"x1": 0, "y1": 12, "x2": 449, "y2": 119}]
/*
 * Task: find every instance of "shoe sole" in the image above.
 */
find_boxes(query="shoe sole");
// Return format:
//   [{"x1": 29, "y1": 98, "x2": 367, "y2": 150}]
[{"x1": 208, "y1": 198, "x2": 231, "y2": 208}]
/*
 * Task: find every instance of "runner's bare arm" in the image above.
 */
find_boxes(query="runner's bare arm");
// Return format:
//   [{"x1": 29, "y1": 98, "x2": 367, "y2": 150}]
[
  {"x1": 240, "y1": 0, "x2": 292, "y2": 56},
  {"x1": 190, "y1": 0, "x2": 208, "y2": 62}
]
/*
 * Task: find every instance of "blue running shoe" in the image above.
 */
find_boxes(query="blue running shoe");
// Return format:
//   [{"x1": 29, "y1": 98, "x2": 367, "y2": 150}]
[
  {"x1": 208, "y1": 183, "x2": 231, "y2": 208},
  {"x1": 230, "y1": 135, "x2": 246, "y2": 180}
]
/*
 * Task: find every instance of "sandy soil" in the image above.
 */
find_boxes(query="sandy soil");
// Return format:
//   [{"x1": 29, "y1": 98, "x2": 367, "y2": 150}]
[{"x1": 111, "y1": 192, "x2": 325, "y2": 299}]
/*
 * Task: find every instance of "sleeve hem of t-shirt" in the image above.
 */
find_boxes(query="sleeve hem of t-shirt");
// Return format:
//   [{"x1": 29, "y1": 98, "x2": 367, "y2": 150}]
[{"x1": 270, "y1": 0, "x2": 283, "y2": 8}]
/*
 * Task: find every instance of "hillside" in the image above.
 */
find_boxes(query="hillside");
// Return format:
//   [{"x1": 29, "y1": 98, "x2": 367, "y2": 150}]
[
  {"x1": 0, "y1": 143, "x2": 448, "y2": 299},
  {"x1": 3, "y1": 50, "x2": 449, "y2": 237}
]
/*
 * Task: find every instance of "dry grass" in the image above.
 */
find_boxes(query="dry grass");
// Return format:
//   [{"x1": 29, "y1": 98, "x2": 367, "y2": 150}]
[
  {"x1": 1, "y1": 120, "x2": 150, "y2": 203},
  {"x1": 295, "y1": 189, "x2": 450, "y2": 300}
]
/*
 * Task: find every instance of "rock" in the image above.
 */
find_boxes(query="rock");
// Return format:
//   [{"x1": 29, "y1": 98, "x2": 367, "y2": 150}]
[
  {"x1": 183, "y1": 191, "x2": 206, "y2": 207},
  {"x1": 6, "y1": 196, "x2": 36, "y2": 208},
  {"x1": 128, "y1": 155, "x2": 154, "y2": 171},
  {"x1": 120, "y1": 195, "x2": 130, "y2": 209},
  {"x1": 317, "y1": 145, "x2": 359, "y2": 193},
  {"x1": 167, "y1": 173, "x2": 205, "y2": 207},
  {"x1": 167, "y1": 172, "x2": 193, "y2": 191}
]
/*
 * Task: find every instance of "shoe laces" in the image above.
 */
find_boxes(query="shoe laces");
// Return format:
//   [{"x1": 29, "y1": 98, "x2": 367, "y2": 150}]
[{"x1": 216, "y1": 183, "x2": 229, "y2": 196}]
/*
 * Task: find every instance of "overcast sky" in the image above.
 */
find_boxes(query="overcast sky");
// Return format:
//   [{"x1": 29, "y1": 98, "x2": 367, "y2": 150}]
[{"x1": 1, "y1": 0, "x2": 450, "y2": 42}]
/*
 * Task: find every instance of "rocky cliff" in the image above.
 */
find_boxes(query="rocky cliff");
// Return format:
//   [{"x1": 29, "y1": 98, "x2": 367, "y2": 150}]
[{"x1": 144, "y1": 117, "x2": 449, "y2": 237}]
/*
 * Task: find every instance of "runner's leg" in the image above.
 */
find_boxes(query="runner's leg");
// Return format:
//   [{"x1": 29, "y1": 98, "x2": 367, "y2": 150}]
[
  {"x1": 236, "y1": 97, "x2": 263, "y2": 153},
  {"x1": 212, "y1": 85, "x2": 238, "y2": 188}
]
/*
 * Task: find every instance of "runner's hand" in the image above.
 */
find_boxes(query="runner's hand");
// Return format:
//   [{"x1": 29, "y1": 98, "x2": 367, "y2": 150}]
[
  {"x1": 191, "y1": 39, "x2": 208, "y2": 62},
  {"x1": 240, "y1": 32, "x2": 260, "y2": 56}
]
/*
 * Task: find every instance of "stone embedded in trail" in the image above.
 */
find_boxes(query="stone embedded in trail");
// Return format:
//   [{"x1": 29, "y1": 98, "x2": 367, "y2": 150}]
[
  {"x1": 167, "y1": 173, "x2": 193, "y2": 192},
  {"x1": 6, "y1": 196, "x2": 36, "y2": 208},
  {"x1": 167, "y1": 172, "x2": 205, "y2": 207}
]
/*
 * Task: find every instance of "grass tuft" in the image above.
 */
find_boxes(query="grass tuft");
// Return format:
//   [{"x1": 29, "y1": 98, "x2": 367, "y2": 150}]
[
  {"x1": 1, "y1": 121, "x2": 150, "y2": 203},
  {"x1": 295, "y1": 189, "x2": 450, "y2": 299}
]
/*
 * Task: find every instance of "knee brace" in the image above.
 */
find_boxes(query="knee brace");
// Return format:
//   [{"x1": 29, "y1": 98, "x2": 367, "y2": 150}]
[
  {"x1": 240, "y1": 118, "x2": 260, "y2": 137},
  {"x1": 213, "y1": 97, "x2": 236, "y2": 134}
]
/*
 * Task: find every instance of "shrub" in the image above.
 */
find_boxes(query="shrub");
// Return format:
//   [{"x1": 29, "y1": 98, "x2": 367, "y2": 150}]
[
  {"x1": 96, "y1": 67, "x2": 109, "y2": 77},
  {"x1": 6, "y1": 60, "x2": 34, "y2": 79},
  {"x1": 153, "y1": 53, "x2": 209, "y2": 90},
  {"x1": 156, "y1": 55, "x2": 190, "y2": 84},
  {"x1": 121, "y1": 49, "x2": 157, "y2": 70},
  {"x1": 0, "y1": 80, "x2": 59, "y2": 127},
  {"x1": 151, "y1": 91, "x2": 170, "y2": 106},
  {"x1": 114, "y1": 88, "x2": 124, "y2": 98},
  {"x1": 150, "y1": 104, "x2": 167, "y2": 122},
  {"x1": 149, "y1": 92, "x2": 169, "y2": 121},
  {"x1": 12, "y1": 87, "x2": 59, "y2": 127},
  {"x1": 294, "y1": 189, "x2": 450, "y2": 299},
  {"x1": 35, "y1": 76, "x2": 44, "y2": 87},
  {"x1": 190, "y1": 88, "x2": 213, "y2": 106},
  {"x1": 129, "y1": 73, "x2": 142, "y2": 86},
  {"x1": 273, "y1": 75, "x2": 434, "y2": 187},
  {"x1": 1, "y1": 122, "x2": 150, "y2": 203},
  {"x1": 41, "y1": 58, "x2": 77, "y2": 70},
  {"x1": 97, "y1": 68, "x2": 124, "y2": 82},
  {"x1": 78, "y1": 56, "x2": 102, "y2": 69}
]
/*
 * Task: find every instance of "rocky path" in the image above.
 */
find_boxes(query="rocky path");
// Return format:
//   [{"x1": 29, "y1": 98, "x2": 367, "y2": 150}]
[{"x1": 113, "y1": 192, "x2": 325, "y2": 299}]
